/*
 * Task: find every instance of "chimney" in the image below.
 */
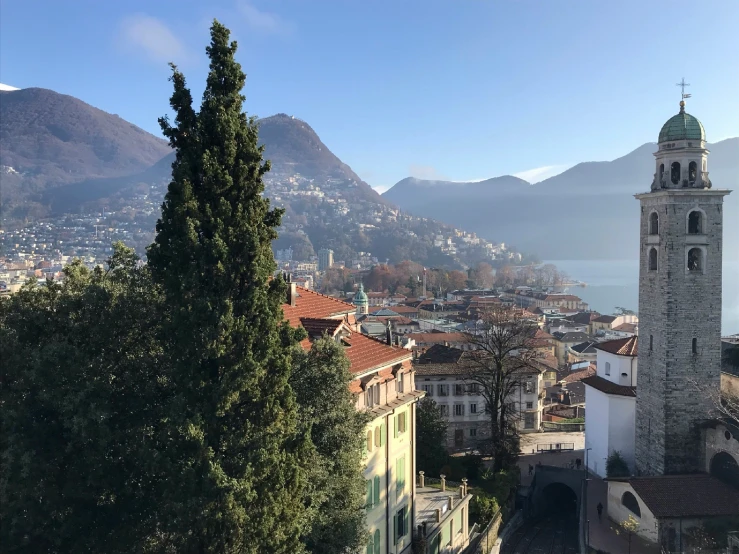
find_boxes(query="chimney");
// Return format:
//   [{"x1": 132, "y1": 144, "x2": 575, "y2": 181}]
[
  {"x1": 440, "y1": 474, "x2": 446, "y2": 492},
  {"x1": 447, "y1": 496, "x2": 454, "y2": 511},
  {"x1": 434, "y1": 509, "x2": 441, "y2": 523},
  {"x1": 418, "y1": 471, "x2": 425, "y2": 488},
  {"x1": 285, "y1": 273, "x2": 297, "y2": 307}
]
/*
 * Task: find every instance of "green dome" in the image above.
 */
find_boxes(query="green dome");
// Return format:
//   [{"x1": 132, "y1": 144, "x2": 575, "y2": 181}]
[
  {"x1": 658, "y1": 105, "x2": 705, "y2": 143},
  {"x1": 353, "y1": 283, "x2": 368, "y2": 305}
]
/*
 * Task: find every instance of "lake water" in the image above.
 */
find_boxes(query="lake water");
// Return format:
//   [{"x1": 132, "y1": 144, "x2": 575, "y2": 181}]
[{"x1": 545, "y1": 260, "x2": 739, "y2": 335}]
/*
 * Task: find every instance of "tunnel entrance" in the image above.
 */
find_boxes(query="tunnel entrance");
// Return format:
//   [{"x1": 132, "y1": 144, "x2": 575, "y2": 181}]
[
  {"x1": 710, "y1": 451, "x2": 739, "y2": 488},
  {"x1": 540, "y1": 482, "x2": 578, "y2": 514}
]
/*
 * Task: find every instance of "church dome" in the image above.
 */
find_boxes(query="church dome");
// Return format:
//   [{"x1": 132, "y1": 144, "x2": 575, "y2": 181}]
[
  {"x1": 353, "y1": 283, "x2": 368, "y2": 306},
  {"x1": 658, "y1": 102, "x2": 705, "y2": 143}
]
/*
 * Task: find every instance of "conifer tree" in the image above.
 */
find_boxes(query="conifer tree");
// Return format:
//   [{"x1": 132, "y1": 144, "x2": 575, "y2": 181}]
[{"x1": 147, "y1": 20, "x2": 310, "y2": 553}]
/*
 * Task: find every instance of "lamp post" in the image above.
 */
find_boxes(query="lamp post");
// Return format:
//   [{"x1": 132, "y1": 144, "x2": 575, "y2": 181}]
[{"x1": 584, "y1": 447, "x2": 592, "y2": 548}]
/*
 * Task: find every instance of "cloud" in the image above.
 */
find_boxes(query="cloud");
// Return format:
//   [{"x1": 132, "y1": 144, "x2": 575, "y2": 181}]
[
  {"x1": 513, "y1": 164, "x2": 572, "y2": 184},
  {"x1": 0, "y1": 83, "x2": 20, "y2": 91},
  {"x1": 372, "y1": 185, "x2": 391, "y2": 194},
  {"x1": 237, "y1": 1, "x2": 294, "y2": 35},
  {"x1": 409, "y1": 165, "x2": 449, "y2": 181},
  {"x1": 119, "y1": 14, "x2": 188, "y2": 63}
]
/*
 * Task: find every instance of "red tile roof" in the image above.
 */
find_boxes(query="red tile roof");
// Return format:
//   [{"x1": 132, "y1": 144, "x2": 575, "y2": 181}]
[
  {"x1": 282, "y1": 286, "x2": 354, "y2": 325},
  {"x1": 406, "y1": 332, "x2": 468, "y2": 344},
  {"x1": 582, "y1": 375, "x2": 636, "y2": 397},
  {"x1": 627, "y1": 474, "x2": 739, "y2": 517},
  {"x1": 594, "y1": 336, "x2": 638, "y2": 357},
  {"x1": 561, "y1": 365, "x2": 596, "y2": 384},
  {"x1": 343, "y1": 333, "x2": 411, "y2": 375}
]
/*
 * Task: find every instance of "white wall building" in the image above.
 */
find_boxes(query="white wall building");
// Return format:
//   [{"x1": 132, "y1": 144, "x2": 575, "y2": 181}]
[{"x1": 583, "y1": 336, "x2": 638, "y2": 477}]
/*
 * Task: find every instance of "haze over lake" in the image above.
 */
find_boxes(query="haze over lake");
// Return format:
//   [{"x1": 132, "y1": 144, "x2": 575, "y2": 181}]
[{"x1": 547, "y1": 260, "x2": 739, "y2": 335}]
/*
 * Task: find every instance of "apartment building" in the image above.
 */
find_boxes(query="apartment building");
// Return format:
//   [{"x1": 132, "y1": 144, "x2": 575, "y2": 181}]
[{"x1": 282, "y1": 283, "x2": 425, "y2": 554}]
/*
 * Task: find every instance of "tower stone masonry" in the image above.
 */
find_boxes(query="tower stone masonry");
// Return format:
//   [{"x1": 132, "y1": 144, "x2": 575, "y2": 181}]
[{"x1": 634, "y1": 100, "x2": 731, "y2": 476}]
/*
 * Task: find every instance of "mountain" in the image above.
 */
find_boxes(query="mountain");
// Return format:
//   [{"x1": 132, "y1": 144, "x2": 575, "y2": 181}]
[
  {"x1": 383, "y1": 138, "x2": 739, "y2": 260},
  {"x1": 0, "y1": 87, "x2": 172, "y2": 218}
]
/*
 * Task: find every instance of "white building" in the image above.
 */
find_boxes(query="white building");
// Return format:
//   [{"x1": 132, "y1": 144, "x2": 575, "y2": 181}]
[{"x1": 582, "y1": 336, "x2": 638, "y2": 477}]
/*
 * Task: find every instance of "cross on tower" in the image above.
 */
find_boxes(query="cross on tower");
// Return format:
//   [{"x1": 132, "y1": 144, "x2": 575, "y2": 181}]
[{"x1": 676, "y1": 78, "x2": 691, "y2": 99}]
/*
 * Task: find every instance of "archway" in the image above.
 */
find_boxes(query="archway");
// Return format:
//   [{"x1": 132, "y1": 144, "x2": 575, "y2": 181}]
[
  {"x1": 710, "y1": 451, "x2": 739, "y2": 488},
  {"x1": 540, "y1": 482, "x2": 578, "y2": 514}
]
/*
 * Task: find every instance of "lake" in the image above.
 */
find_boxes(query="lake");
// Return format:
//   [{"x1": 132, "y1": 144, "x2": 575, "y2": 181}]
[{"x1": 545, "y1": 260, "x2": 739, "y2": 335}]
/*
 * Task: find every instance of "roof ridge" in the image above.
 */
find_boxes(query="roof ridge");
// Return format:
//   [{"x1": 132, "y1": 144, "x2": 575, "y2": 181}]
[{"x1": 296, "y1": 286, "x2": 354, "y2": 309}]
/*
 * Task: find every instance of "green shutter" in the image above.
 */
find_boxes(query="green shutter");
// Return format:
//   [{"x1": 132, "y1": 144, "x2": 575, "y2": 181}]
[
  {"x1": 366, "y1": 538, "x2": 373, "y2": 554},
  {"x1": 366, "y1": 480, "x2": 372, "y2": 509},
  {"x1": 381, "y1": 422, "x2": 386, "y2": 445},
  {"x1": 393, "y1": 415, "x2": 398, "y2": 438},
  {"x1": 374, "y1": 529, "x2": 380, "y2": 554},
  {"x1": 373, "y1": 475, "x2": 380, "y2": 506}
]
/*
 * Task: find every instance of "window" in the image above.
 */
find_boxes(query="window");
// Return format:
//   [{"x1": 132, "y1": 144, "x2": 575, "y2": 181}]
[
  {"x1": 422, "y1": 384, "x2": 433, "y2": 397},
  {"x1": 659, "y1": 163, "x2": 665, "y2": 183},
  {"x1": 366, "y1": 431, "x2": 373, "y2": 453},
  {"x1": 396, "y1": 456, "x2": 406, "y2": 495},
  {"x1": 374, "y1": 384, "x2": 380, "y2": 404},
  {"x1": 374, "y1": 426, "x2": 381, "y2": 447},
  {"x1": 605, "y1": 361, "x2": 611, "y2": 376},
  {"x1": 373, "y1": 475, "x2": 380, "y2": 507},
  {"x1": 397, "y1": 373, "x2": 404, "y2": 394},
  {"x1": 437, "y1": 384, "x2": 449, "y2": 396},
  {"x1": 467, "y1": 383, "x2": 480, "y2": 394},
  {"x1": 524, "y1": 380, "x2": 534, "y2": 394},
  {"x1": 397, "y1": 411, "x2": 407, "y2": 434},
  {"x1": 366, "y1": 388, "x2": 373, "y2": 408},
  {"x1": 688, "y1": 210, "x2": 703, "y2": 234},
  {"x1": 454, "y1": 404, "x2": 465, "y2": 416},
  {"x1": 366, "y1": 534, "x2": 373, "y2": 554},
  {"x1": 689, "y1": 161, "x2": 697, "y2": 183},
  {"x1": 439, "y1": 405, "x2": 449, "y2": 417},
  {"x1": 648, "y1": 248, "x2": 658, "y2": 271},
  {"x1": 649, "y1": 335, "x2": 653, "y2": 351},
  {"x1": 688, "y1": 248, "x2": 702, "y2": 271},
  {"x1": 469, "y1": 428, "x2": 477, "y2": 437},
  {"x1": 394, "y1": 506, "x2": 409, "y2": 544},
  {"x1": 671, "y1": 161, "x2": 681, "y2": 185},
  {"x1": 454, "y1": 384, "x2": 465, "y2": 396},
  {"x1": 649, "y1": 212, "x2": 659, "y2": 235},
  {"x1": 373, "y1": 530, "x2": 380, "y2": 554},
  {"x1": 470, "y1": 403, "x2": 478, "y2": 414},
  {"x1": 621, "y1": 491, "x2": 641, "y2": 517},
  {"x1": 366, "y1": 479, "x2": 373, "y2": 510},
  {"x1": 526, "y1": 402, "x2": 533, "y2": 409},
  {"x1": 692, "y1": 338, "x2": 697, "y2": 354}
]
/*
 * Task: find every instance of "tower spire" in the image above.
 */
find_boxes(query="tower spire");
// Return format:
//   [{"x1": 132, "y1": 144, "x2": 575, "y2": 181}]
[{"x1": 676, "y1": 78, "x2": 691, "y2": 113}]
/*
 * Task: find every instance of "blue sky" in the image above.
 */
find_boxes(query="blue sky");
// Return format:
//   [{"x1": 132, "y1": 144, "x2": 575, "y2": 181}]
[{"x1": 1, "y1": 0, "x2": 737, "y2": 192}]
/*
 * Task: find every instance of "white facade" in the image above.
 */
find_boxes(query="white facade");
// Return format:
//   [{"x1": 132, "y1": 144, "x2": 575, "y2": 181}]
[{"x1": 583, "y1": 343, "x2": 638, "y2": 477}]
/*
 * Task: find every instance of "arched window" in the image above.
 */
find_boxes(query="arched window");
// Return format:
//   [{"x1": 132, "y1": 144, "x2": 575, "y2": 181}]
[
  {"x1": 688, "y1": 211, "x2": 703, "y2": 234},
  {"x1": 689, "y1": 161, "x2": 697, "y2": 183},
  {"x1": 659, "y1": 163, "x2": 665, "y2": 182},
  {"x1": 605, "y1": 362, "x2": 611, "y2": 376},
  {"x1": 688, "y1": 248, "x2": 702, "y2": 272},
  {"x1": 375, "y1": 426, "x2": 381, "y2": 447},
  {"x1": 692, "y1": 338, "x2": 697, "y2": 354},
  {"x1": 649, "y1": 212, "x2": 659, "y2": 235},
  {"x1": 649, "y1": 335, "x2": 653, "y2": 351},
  {"x1": 648, "y1": 248, "x2": 658, "y2": 271},
  {"x1": 373, "y1": 529, "x2": 380, "y2": 554},
  {"x1": 671, "y1": 161, "x2": 681, "y2": 184},
  {"x1": 367, "y1": 431, "x2": 373, "y2": 453},
  {"x1": 621, "y1": 491, "x2": 641, "y2": 517},
  {"x1": 373, "y1": 476, "x2": 380, "y2": 507}
]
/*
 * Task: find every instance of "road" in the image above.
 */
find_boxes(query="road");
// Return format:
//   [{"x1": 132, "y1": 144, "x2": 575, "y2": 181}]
[{"x1": 502, "y1": 514, "x2": 579, "y2": 554}]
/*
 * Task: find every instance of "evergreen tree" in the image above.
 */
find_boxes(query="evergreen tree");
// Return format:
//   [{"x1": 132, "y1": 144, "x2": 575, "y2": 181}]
[
  {"x1": 146, "y1": 20, "x2": 310, "y2": 553},
  {"x1": 291, "y1": 337, "x2": 369, "y2": 554},
  {"x1": 416, "y1": 397, "x2": 449, "y2": 475},
  {"x1": 0, "y1": 245, "x2": 168, "y2": 552}
]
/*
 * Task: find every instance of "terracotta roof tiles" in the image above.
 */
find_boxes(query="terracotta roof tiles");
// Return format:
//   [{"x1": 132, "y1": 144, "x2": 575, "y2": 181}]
[
  {"x1": 582, "y1": 375, "x2": 636, "y2": 397},
  {"x1": 594, "y1": 336, "x2": 638, "y2": 357},
  {"x1": 627, "y1": 474, "x2": 739, "y2": 517},
  {"x1": 282, "y1": 286, "x2": 354, "y2": 325}
]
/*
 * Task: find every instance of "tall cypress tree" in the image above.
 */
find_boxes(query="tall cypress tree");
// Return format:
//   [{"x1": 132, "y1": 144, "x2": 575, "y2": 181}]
[{"x1": 147, "y1": 20, "x2": 310, "y2": 553}]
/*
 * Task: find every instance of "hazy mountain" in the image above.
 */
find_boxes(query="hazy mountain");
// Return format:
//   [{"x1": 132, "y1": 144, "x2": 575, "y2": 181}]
[
  {"x1": 0, "y1": 88, "x2": 172, "y2": 217},
  {"x1": 383, "y1": 138, "x2": 739, "y2": 260}
]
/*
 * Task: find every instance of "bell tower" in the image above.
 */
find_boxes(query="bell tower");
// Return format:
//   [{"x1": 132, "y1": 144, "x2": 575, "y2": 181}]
[{"x1": 634, "y1": 94, "x2": 731, "y2": 476}]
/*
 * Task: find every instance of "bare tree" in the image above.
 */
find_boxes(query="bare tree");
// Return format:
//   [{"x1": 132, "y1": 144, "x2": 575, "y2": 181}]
[{"x1": 463, "y1": 306, "x2": 543, "y2": 472}]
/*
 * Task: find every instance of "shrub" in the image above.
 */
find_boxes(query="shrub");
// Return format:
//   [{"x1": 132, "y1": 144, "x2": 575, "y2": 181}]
[{"x1": 606, "y1": 451, "x2": 630, "y2": 478}]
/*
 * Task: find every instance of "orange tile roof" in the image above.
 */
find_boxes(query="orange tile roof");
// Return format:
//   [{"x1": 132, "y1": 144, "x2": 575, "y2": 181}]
[
  {"x1": 594, "y1": 336, "x2": 638, "y2": 357},
  {"x1": 282, "y1": 286, "x2": 355, "y2": 325},
  {"x1": 406, "y1": 332, "x2": 468, "y2": 344},
  {"x1": 283, "y1": 287, "x2": 410, "y2": 375}
]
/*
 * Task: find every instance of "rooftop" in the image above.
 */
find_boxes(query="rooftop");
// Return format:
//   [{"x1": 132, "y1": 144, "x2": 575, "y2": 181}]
[
  {"x1": 283, "y1": 286, "x2": 354, "y2": 324},
  {"x1": 582, "y1": 375, "x2": 636, "y2": 397},
  {"x1": 594, "y1": 336, "x2": 638, "y2": 357},
  {"x1": 658, "y1": 103, "x2": 706, "y2": 143},
  {"x1": 627, "y1": 474, "x2": 739, "y2": 517}
]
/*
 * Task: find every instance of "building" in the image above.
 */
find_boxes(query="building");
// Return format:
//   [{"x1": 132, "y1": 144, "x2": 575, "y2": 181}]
[
  {"x1": 282, "y1": 282, "x2": 425, "y2": 554},
  {"x1": 634, "y1": 98, "x2": 731, "y2": 476},
  {"x1": 582, "y1": 336, "x2": 638, "y2": 477},
  {"x1": 414, "y1": 344, "x2": 548, "y2": 450},
  {"x1": 354, "y1": 283, "x2": 369, "y2": 315},
  {"x1": 551, "y1": 331, "x2": 590, "y2": 365},
  {"x1": 596, "y1": 97, "x2": 739, "y2": 551},
  {"x1": 414, "y1": 475, "x2": 473, "y2": 553},
  {"x1": 317, "y1": 248, "x2": 334, "y2": 271}
]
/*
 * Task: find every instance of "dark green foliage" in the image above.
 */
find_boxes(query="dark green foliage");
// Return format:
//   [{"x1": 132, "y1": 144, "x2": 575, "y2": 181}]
[
  {"x1": 0, "y1": 245, "x2": 168, "y2": 552},
  {"x1": 606, "y1": 451, "x2": 631, "y2": 478},
  {"x1": 416, "y1": 397, "x2": 449, "y2": 475},
  {"x1": 291, "y1": 337, "x2": 369, "y2": 554},
  {"x1": 145, "y1": 20, "x2": 310, "y2": 553}
]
